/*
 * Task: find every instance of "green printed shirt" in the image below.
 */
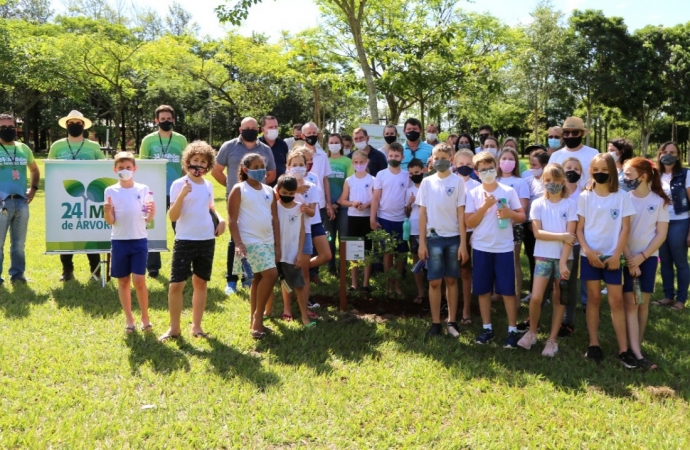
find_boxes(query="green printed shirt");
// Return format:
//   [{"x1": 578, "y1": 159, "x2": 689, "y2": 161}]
[
  {"x1": 0, "y1": 142, "x2": 35, "y2": 199},
  {"x1": 328, "y1": 156, "x2": 354, "y2": 204},
  {"x1": 48, "y1": 138, "x2": 105, "y2": 161},
  {"x1": 139, "y1": 131, "x2": 188, "y2": 194}
]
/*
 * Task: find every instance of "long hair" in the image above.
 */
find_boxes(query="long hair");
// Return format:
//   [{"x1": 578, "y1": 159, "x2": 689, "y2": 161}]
[
  {"x1": 542, "y1": 163, "x2": 569, "y2": 199},
  {"x1": 586, "y1": 153, "x2": 618, "y2": 192},
  {"x1": 497, "y1": 147, "x2": 521, "y2": 178},
  {"x1": 624, "y1": 157, "x2": 671, "y2": 205},
  {"x1": 237, "y1": 153, "x2": 265, "y2": 182},
  {"x1": 657, "y1": 141, "x2": 682, "y2": 174},
  {"x1": 327, "y1": 133, "x2": 344, "y2": 157}
]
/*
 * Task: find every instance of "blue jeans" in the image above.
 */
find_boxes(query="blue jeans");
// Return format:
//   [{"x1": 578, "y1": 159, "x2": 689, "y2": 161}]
[
  {"x1": 0, "y1": 197, "x2": 29, "y2": 282},
  {"x1": 659, "y1": 218, "x2": 690, "y2": 303},
  {"x1": 426, "y1": 235, "x2": 460, "y2": 280}
]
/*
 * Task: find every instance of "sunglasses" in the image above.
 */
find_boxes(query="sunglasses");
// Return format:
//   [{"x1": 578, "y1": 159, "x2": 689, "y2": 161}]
[
  {"x1": 479, "y1": 133, "x2": 490, "y2": 138},
  {"x1": 562, "y1": 131, "x2": 582, "y2": 137},
  {"x1": 0, "y1": 126, "x2": 16, "y2": 131}
]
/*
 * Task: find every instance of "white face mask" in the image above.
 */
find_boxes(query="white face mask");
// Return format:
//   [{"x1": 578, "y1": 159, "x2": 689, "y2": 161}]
[
  {"x1": 478, "y1": 169, "x2": 497, "y2": 184},
  {"x1": 265, "y1": 129, "x2": 279, "y2": 140},
  {"x1": 354, "y1": 141, "x2": 368, "y2": 151},
  {"x1": 427, "y1": 133, "x2": 437, "y2": 142},
  {"x1": 328, "y1": 144, "x2": 342, "y2": 153},
  {"x1": 608, "y1": 152, "x2": 619, "y2": 163},
  {"x1": 118, "y1": 169, "x2": 133, "y2": 181},
  {"x1": 289, "y1": 166, "x2": 307, "y2": 180},
  {"x1": 531, "y1": 167, "x2": 543, "y2": 177}
]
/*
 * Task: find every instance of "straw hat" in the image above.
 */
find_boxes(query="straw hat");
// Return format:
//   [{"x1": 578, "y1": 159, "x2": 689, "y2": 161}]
[
  {"x1": 58, "y1": 110, "x2": 93, "y2": 130},
  {"x1": 561, "y1": 117, "x2": 587, "y2": 132}
]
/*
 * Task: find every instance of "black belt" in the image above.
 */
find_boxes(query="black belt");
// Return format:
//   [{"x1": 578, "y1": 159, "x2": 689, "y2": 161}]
[{"x1": 5, "y1": 194, "x2": 23, "y2": 199}]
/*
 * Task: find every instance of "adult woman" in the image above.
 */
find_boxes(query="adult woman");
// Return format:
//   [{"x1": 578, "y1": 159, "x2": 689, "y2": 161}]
[
  {"x1": 607, "y1": 138, "x2": 634, "y2": 191},
  {"x1": 652, "y1": 141, "x2": 690, "y2": 310},
  {"x1": 326, "y1": 133, "x2": 354, "y2": 274},
  {"x1": 455, "y1": 133, "x2": 475, "y2": 152}
]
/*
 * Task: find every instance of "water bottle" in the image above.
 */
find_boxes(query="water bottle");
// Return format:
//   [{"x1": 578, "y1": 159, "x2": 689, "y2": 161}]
[
  {"x1": 559, "y1": 278, "x2": 570, "y2": 306},
  {"x1": 634, "y1": 277, "x2": 643, "y2": 305},
  {"x1": 142, "y1": 191, "x2": 154, "y2": 219},
  {"x1": 402, "y1": 218, "x2": 411, "y2": 241},
  {"x1": 411, "y1": 258, "x2": 426, "y2": 274},
  {"x1": 497, "y1": 198, "x2": 509, "y2": 229},
  {"x1": 241, "y1": 257, "x2": 254, "y2": 281}
]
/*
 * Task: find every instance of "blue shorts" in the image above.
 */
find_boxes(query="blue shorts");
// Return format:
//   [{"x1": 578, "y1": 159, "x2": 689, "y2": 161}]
[
  {"x1": 111, "y1": 239, "x2": 148, "y2": 278},
  {"x1": 580, "y1": 256, "x2": 622, "y2": 285},
  {"x1": 310, "y1": 223, "x2": 326, "y2": 238},
  {"x1": 378, "y1": 217, "x2": 409, "y2": 253},
  {"x1": 302, "y1": 232, "x2": 313, "y2": 255},
  {"x1": 426, "y1": 235, "x2": 460, "y2": 280},
  {"x1": 472, "y1": 249, "x2": 515, "y2": 296},
  {"x1": 623, "y1": 257, "x2": 658, "y2": 293}
]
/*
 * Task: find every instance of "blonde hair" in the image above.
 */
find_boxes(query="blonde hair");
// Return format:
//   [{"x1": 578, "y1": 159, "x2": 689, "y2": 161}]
[
  {"x1": 351, "y1": 150, "x2": 369, "y2": 161},
  {"x1": 585, "y1": 153, "x2": 619, "y2": 192},
  {"x1": 287, "y1": 147, "x2": 308, "y2": 166},
  {"x1": 455, "y1": 148, "x2": 474, "y2": 161},
  {"x1": 472, "y1": 151, "x2": 497, "y2": 168},
  {"x1": 113, "y1": 151, "x2": 136, "y2": 166},
  {"x1": 562, "y1": 157, "x2": 583, "y2": 175},
  {"x1": 542, "y1": 163, "x2": 569, "y2": 199},
  {"x1": 432, "y1": 143, "x2": 453, "y2": 155},
  {"x1": 497, "y1": 148, "x2": 521, "y2": 177}
]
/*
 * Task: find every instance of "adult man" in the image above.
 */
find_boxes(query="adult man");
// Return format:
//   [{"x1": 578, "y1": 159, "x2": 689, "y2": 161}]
[
  {"x1": 401, "y1": 118, "x2": 433, "y2": 170},
  {"x1": 213, "y1": 117, "x2": 276, "y2": 295},
  {"x1": 425, "y1": 123, "x2": 440, "y2": 146},
  {"x1": 139, "y1": 105, "x2": 188, "y2": 278},
  {"x1": 475, "y1": 124, "x2": 494, "y2": 153},
  {"x1": 48, "y1": 110, "x2": 105, "y2": 282},
  {"x1": 259, "y1": 115, "x2": 288, "y2": 186},
  {"x1": 381, "y1": 124, "x2": 398, "y2": 154},
  {"x1": 0, "y1": 113, "x2": 39, "y2": 286},
  {"x1": 547, "y1": 117, "x2": 598, "y2": 187},
  {"x1": 283, "y1": 123, "x2": 304, "y2": 150},
  {"x1": 342, "y1": 134, "x2": 353, "y2": 156},
  {"x1": 348, "y1": 127, "x2": 388, "y2": 177},
  {"x1": 546, "y1": 126, "x2": 563, "y2": 155}
]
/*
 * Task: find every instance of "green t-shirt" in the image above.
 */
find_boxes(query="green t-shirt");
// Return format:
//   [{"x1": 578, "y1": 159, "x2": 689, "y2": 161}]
[
  {"x1": 0, "y1": 142, "x2": 35, "y2": 199},
  {"x1": 328, "y1": 155, "x2": 354, "y2": 204},
  {"x1": 139, "y1": 131, "x2": 188, "y2": 194},
  {"x1": 48, "y1": 138, "x2": 104, "y2": 160}
]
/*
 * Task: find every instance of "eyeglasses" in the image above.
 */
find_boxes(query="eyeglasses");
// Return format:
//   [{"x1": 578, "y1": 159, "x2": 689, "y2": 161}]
[
  {"x1": 562, "y1": 131, "x2": 582, "y2": 137},
  {"x1": 478, "y1": 168, "x2": 496, "y2": 175},
  {"x1": 479, "y1": 133, "x2": 490, "y2": 138},
  {"x1": 0, "y1": 126, "x2": 16, "y2": 131},
  {"x1": 547, "y1": 135, "x2": 561, "y2": 139}
]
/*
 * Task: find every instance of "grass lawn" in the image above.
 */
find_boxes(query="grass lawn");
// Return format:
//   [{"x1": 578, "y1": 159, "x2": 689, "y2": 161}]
[{"x1": 1, "y1": 158, "x2": 689, "y2": 448}]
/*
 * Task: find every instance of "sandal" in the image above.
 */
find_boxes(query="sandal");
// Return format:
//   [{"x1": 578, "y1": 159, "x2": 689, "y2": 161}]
[
  {"x1": 251, "y1": 330, "x2": 266, "y2": 340},
  {"x1": 158, "y1": 333, "x2": 180, "y2": 342},
  {"x1": 280, "y1": 313, "x2": 293, "y2": 321},
  {"x1": 636, "y1": 357, "x2": 658, "y2": 370},
  {"x1": 192, "y1": 331, "x2": 209, "y2": 339},
  {"x1": 141, "y1": 323, "x2": 153, "y2": 332},
  {"x1": 652, "y1": 298, "x2": 674, "y2": 306},
  {"x1": 307, "y1": 311, "x2": 319, "y2": 319},
  {"x1": 460, "y1": 317, "x2": 472, "y2": 326},
  {"x1": 413, "y1": 296, "x2": 425, "y2": 304},
  {"x1": 671, "y1": 302, "x2": 685, "y2": 311},
  {"x1": 305, "y1": 321, "x2": 317, "y2": 329},
  {"x1": 125, "y1": 325, "x2": 136, "y2": 334}
]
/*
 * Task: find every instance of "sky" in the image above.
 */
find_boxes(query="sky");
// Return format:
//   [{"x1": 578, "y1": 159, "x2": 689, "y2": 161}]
[{"x1": 49, "y1": 0, "x2": 690, "y2": 41}]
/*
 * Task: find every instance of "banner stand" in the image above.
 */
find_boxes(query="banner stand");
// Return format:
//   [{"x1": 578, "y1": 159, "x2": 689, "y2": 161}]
[{"x1": 338, "y1": 237, "x2": 365, "y2": 310}]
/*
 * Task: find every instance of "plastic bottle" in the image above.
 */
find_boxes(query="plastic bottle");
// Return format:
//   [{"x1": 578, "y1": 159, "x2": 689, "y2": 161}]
[
  {"x1": 497, "y1": 198, "x2": 509, "y2": 229},
  {"x1": 142, "y1": 191, "x2": 154, "y2": 219},
  {"x1": 402, "y1": 218, "x2": 411, "y2": 241},
  {"x1": 634, "y1": 277, "x2": 643, "y2": 305},
  {"x1": 411, "y1": 258, "x2": 426, "y2": 274}
]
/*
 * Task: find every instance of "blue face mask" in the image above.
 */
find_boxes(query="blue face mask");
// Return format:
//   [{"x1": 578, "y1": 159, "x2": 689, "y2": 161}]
[
  {"x1": 623, "y1": 177, "x2": 642, "y2": 191},
  {"x1": 247, "y1": 168, "x2": 266, "y2": 182},
  {"x1": 548, "y1": 138, "x2": 561, "y2": 149}
]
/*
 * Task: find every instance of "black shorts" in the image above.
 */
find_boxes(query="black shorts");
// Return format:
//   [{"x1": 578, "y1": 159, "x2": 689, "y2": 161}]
[
  {"x1": 409, "y1": 235, "x2": 420, "y2": 256},
  {"x1": 513, "y1": 224, "x2": 524, "y2": 245},
  {"x1": 347, "y1": 216, "x2": 372, "y2": 250},
  {"x1": 170, "y1": 239, "x2": 215, "y2": 282}
]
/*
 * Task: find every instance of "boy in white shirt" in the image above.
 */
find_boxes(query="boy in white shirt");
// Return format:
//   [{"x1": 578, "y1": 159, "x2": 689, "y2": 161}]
[
  {"x1": 406, "y1": 158, "x2": 426, "y2": 304},
  {"x1": 104, "y1": 152, "x2": 155, "y2": 333},
  {"x1": 370, "y1": 142, "x2": 411, "y2": 295},
  {"x1": 465, "y1": 151, "x2": 526, "y2": 348}
]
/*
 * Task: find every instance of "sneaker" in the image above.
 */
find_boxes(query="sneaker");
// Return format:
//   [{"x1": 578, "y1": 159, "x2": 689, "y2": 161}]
[
  {"x1": 517, "y1": 331, "x2": 537, "y2": 350},
  {"x1": 558, "y1": 323, "x2": 575, "y2": 338},
  {"x1": 601, "y1": 287, "x2": 608, "y2": 295},
  {"x1": 516, "y1": 318, "x2": 530, "y2": 334},
  {"x1": 635, "y1": 357, "x2": 658, "y2": 370},
  {"x1": 308, "y1": 298, "x2": 320, "y2": 309},
  {"x1": 619, "y1": 350, "x2": 638, "y2": 369},
  {"x1": 425, "y1": 323, "x2": 443, "y2": 339},
  {"x1": 475, "y1": 328, "x2": 495, "y2": 344},
  {"x1": 585, "y1": 345, "x2": 604, "y2": 363},
  {"x1": 520, "y1": 293, "x2": 532, "y2": 303},
  {"x1": 148, "y1": 270, "x2": 159, "y2": 279},
  {"x1": 59, "y1": 271, "x2": 74, "y2": 282},
  {"x1": 542, "y1": 339, "x2": 559, "y2": 357},
  {"x1": 446, "y1": 322, "x2": 460, "y2": 338},
  {"x1": 10, "y1": 276, "x2": 27, "y2": 284},
  {"x1": 504, "y1": 331, "x2": 520, "y2": 349},
  {"x1": 225, "y1": 281, "x2": 238, "y2": 295}
]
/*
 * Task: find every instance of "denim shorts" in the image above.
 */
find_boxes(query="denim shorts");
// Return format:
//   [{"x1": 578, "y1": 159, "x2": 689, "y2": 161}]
[
  {"x1": 426, "y1": 235, "x2": 460, "y2": 280},
  {"x1": 302, "y1": 233, "x2": 313, "y2": 255},
  {"x1": 534, "y1": 257, "x2": 572, "y2": 280},
  {"x1": 623, "y1": 257, "x2": 658, "y2": 293}
]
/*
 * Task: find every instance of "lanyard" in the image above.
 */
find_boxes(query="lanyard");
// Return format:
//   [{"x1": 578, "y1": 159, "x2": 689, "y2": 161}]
[
  {"x1": 0, "y1": 142, "x2": 17, "y2": 168},
  {"x1": 66, "y1": 139, "x2": 85, "y2": 160},
  {"x1": 158, "y1": 133, "x2": 172, "y2": 154}
]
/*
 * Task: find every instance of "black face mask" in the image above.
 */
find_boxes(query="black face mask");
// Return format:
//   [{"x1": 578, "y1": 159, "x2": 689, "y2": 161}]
[
  {"x1": 405, "y1": 131, "x2": 420, "y2": 142},
  {"x1": 304, "y1": 135, "x2": 319, "y2": 146},
  {"x1": 159, "y1": 121, "x2": 174, "y2": 132},
  {"x1": 479, "y1": 135, "x2": 488, "y2": 145},
  {"x1": 563, "y1": 136, "x2": 583, "y2": 149},
  {"x1": 384, "y1": 135, "x2": 397, "y2": 144},
  {"x1": 592, "y1": 172, "x2": 610, "y2": 184},
  {"x1": 279, "y1": 195, "x2": 295, "y2": 204},
  {"x1": 388, "y1": 159, "x2": 401, "y2": 168},
  {"x1": 67, "y1": 123, "x2": 84, "y2": 138},
  {"x1": 188, "y1": 165, "x2": 208, "y2": 177},
  {"x1": 241, "y1": 129, "x2": 258, "y2": 142},
  {"x1": 410, "y1": 174, "x2": 424, "y2": 184},
  {"x1": 0, "y1": 127, "x2": 17, "y2": 142},
  {"x1": 565, "y1": 170, "x2": 581, "y2": 183},
  {"x1": 456, "y1": 166, "x2": 474, "y2": 177}
]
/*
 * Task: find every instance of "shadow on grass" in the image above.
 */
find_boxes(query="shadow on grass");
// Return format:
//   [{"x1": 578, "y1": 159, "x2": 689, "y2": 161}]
[
  {"x1": 0, "y1": 282, "x2": 50, "y2": 318},
  {"x1": 125, "y1": 331, "x2": 191, "y2": 374}
]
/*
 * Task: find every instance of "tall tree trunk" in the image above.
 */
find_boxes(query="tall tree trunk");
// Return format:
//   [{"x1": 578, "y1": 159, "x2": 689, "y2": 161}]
[
  {"x1": 345, "y1": 4, "x2": 378, "y2": 124},
  {"x1": 585, "y1": 102, "x2": 591, "y2": 147},
  {"x1": 672, "y1": 114, "x2": 677, "y2": 142},
  {"x1": 419, "y1": 97, "x2": 425, "y2": 132}
]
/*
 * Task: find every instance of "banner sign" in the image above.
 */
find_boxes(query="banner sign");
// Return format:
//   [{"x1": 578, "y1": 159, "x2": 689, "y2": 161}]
[
  {"x1": 359, "y1": 124, "x2": 404, "y2": 150},
  {"x1": 44, "y1": 160, "x2": 168, "y2": 253}
]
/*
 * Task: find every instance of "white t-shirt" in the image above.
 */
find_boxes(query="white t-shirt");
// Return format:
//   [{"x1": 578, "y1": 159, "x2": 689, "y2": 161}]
[
  {"x1": 628, "y1": 191, "x2": 670, "y2": 256},
  {"x1": 548, "y1": 145, "x2": 599, "y2": 188},
  {"x1": 235, "y1": 181, "x2": 274, "y2": 245},
  {"x1": 416, "y1": 173, "x2": 466, "y2": 237},
  {"x1": 405, "y1": 185, "x2": 420, "y2": 236},
  {"x1": 305, "y1": 170, "x2": 327, "y2": 210},
  {"x1": 295, "y1": 180, "x2": 320, "y2": 231},
  {"x1": 104, "y1": 182, "x2": 150, "y2": 240},
  {"x1": 170, "y1": 176, "x2": 215, "y2": 241},
  {"x1": 310, "y1": 148, "x2": 332, "y2": 208},
  {"x1": 460, "y1": 178, "x2": 481, "y2": 232},
  {"x1": 577, "y1": 189, "x2": 636, "y2": 256},
  {"x1": 373, "y1": 168, "x2": 410, "y2": 222},
  {"x1": 346, "y1": 174, "x2": 375, "y2": 217},
  {"x1": 277, "y1": 201, "x2": 303, "y2": 263},
  {"x1": 530, "y1": 197, "x2": 578, "y2": 260},
  {"x1": 526, "y1": 176, "x2": 545, "y2": 221},
  {"x1": 661, "y1": 171, "x2": 690, "y2": 220},
  {"x1": 465, "y1": 183, "x2": 522, "y2": 253},
  {"x1": 498, "y1": 175, "x2": 530, "y2": 200}
]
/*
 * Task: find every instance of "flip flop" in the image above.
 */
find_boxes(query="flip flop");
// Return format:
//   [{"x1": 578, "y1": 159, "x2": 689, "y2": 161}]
[
  {"x1": 141, "y1": 323, "x2": 153, "y2": 332},
  {"x1": 652, "y1": 298, "x2": 674, "y2": 306},
  {"x1": 280, "y1": 313, "x2": 293, "y2": 321},
  {"x1": 671, "y1": 302, "x2": 685, "y2": 311},
  {"x1": 251, "y1": 330, "x2": 265, "y2": 340},
  {"x1": 461, "y1": 317, "x2": 472, "y2": 326},
  {"x1": 305, "y1": 321, "x2": 317, "y2": 329},
  {"x1": 158, "y1": 333, "x2": 180, "y2": 342},
  {"x1": 125, "y1": 325, "x2": 136, "y2": 334},
  {"x1": 192, "y1": 331, "x2": 209, "y2": 339},
  {"x1": 307, "y1": 311, "x2": 319, "y2": 319}
]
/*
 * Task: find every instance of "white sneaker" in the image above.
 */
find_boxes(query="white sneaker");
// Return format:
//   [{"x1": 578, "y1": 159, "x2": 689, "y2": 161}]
[
  {"x1": 520, "y1": 293, "x2": 532, "y2": 303},
  {"x1": 517, "y1": 331, "x2": 537, "y2": 350},
  {"x1": 542, "y1": 339, "x2": 559, "y2": 357}
]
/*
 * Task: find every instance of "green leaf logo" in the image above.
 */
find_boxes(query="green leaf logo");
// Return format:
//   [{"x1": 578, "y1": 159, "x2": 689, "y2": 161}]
[
  {"x1": 63, "y1": 180, "x2": 85, "y2": 198},
  {"x1": 86, "y1": 178, "x2": 118, "y2": 203}
]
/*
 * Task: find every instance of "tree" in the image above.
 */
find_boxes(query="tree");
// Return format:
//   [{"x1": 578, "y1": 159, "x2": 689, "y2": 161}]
[
  {"x1": 1, "y1": 0, "x2": 52, "y2": 23},
  {"x1": 166, "y1": 1, "x2": 197, "y2": 36}
]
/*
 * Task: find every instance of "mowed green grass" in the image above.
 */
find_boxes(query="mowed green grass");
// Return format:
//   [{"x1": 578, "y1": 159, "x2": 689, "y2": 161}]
[{"x1": 1, "y1": 158, "x2": 689, "y2": 449}]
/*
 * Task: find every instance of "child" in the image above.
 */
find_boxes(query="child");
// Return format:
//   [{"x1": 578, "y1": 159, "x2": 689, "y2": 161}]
[
  {"x1": 576, "y1": 153, "x2": 636, "y2": 365},
  {"x1": 370, "y1": 142, "x2": 410, "y2": 295},
  {"x1": 339, "y1": 150, "x2": 375, "y2": 291},
  {"x1": 496, "y1": 147, "x2": 530, "y2": 300},
  {"x1": 275, "y1": 174, "x2": 314, "y2": 327},
  {"x1": 405, "y1": 158, "x2": 426, "y2": 303},
  {"x1": 417, "y1": 144, "x2": 468, "y2": 338},
  {"x1": 228, "y1": 153, "x2": 280, "y2": 340},
  {"x1": 465, "y1": 151, "x2": 526, "y2": 348},
  {"x1": 104, "y1": 151, "x2": 155, "y2": 333},
  {"x1": 159, "y1": 141, "x2": 225, "y2": 341},
  {"x1": 621, "y1": 157, "x2": 669, "y2": 369},
  {"x1": 454, "y1": 149, "x2": 481, "y2": 324},
  {"x1": 517, "y1": 164, "x2": 577, "y2": 356}
]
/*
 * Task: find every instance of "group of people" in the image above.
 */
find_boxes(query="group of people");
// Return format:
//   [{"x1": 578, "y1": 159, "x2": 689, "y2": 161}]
[{"x1": 1, "y1": 107, "x2": 688, "y2": 370}]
